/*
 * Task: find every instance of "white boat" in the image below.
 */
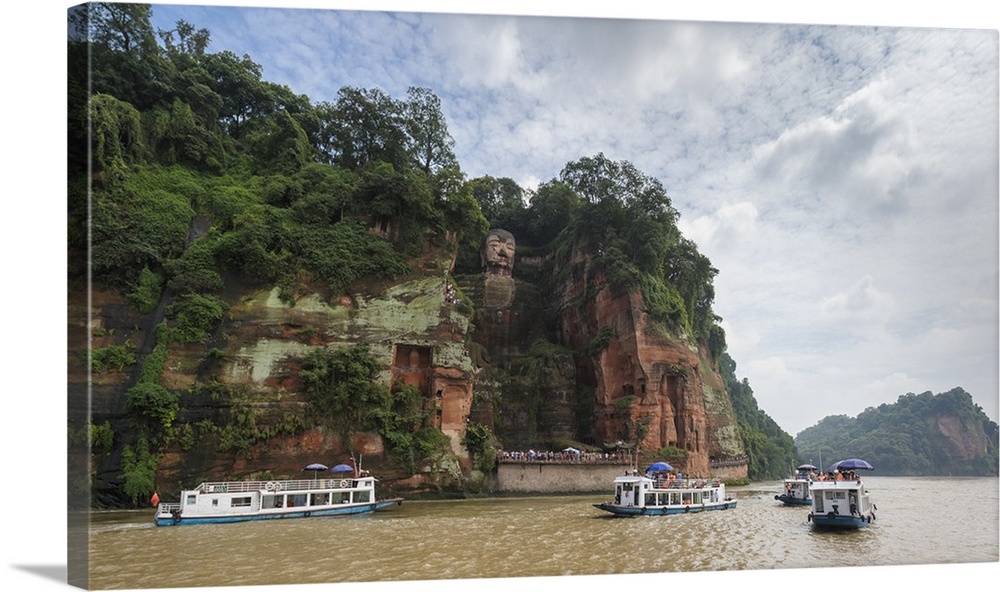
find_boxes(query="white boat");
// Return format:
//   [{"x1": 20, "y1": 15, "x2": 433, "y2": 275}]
[
  {"x1": 806, "y1": 458, "x2": 877, "y2": 529},
  {"x1": 774, "y1": 463, "x2": 817, "y2": 506},
  {"x1": 593, "y1": 462, "x2": 736, "y2": 516},
  {"x1": 154, "y1": 466, "x2": 402, "y2": 526}
]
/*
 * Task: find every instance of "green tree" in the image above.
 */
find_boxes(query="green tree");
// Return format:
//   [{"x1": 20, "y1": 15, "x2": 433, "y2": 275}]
[
  {"x1": 405, "y1": 86, "x2": 458, "y2": 173},
  {"x1": 327, "y1": 86, "x2": 409, "y2": 170}
]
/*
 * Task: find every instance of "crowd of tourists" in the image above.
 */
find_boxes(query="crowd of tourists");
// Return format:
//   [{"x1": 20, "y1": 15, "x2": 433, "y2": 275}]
[{"x1": 496, "y1": 449, "x2": 630, "y2": 463}]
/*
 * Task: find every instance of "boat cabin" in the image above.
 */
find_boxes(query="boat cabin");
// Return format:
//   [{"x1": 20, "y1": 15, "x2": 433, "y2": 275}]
[
  {"x1": 811, "y1": 481, "x2": 869, "y2": 518},
  {"x1": 179, "y1": 477, "x2": 375, "y2": 518},
  {"x1": 612, "y1": 475, "x2": 724, "y2": 508}
]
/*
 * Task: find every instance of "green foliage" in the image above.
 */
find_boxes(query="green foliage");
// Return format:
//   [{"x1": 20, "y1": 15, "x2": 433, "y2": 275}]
[
  {"x1": 123, "y1": 322, "x2": 178, "y2": 447},
  {"x1": 128, "y1": 266, "x2": 163, "y2": 313},
  {"x1": 588, "y1": 326, "x2": 613, "y2": 356},
  {"x1": 91, "y1": 421, "x2": 115, "y2": 453},
  {"x1": 654, "y1": 445, "x2": 688, "y2": 463},
  {"x1": 165, "y1": 238, "x2": 223, "y2": 295},
  {"x1": 164, "y1": 422, "x2": 196, "y2": 452},
  {"x1": 295, "y1": 220, "x2": 409, "y2": 294},
  {"x1": 795, "y1": 387, "x2": 999, "y2": 476},
  {"x1": 134, "y1": 324, "x2": 169, "y2": 382},
  {"x1": 300, "y1": 346, "x2": 448, "y2": 473},
  {"x1": 90, "y1": 166, "x2": 196, "y2": 289},
  {"x1": 245, "y1": 109, "x2": 313, "y2": 175},
  {"x1": 463, "y1": 423, "x2": 498, "y2": 472},
  {"x1": 91, "y1": 342, "x2": 136, "y2": 373},
  {"x1": 126, "y1": 382, "x2": 180, "y2": 431},
  {"x1": 300, "y1": 344, "x2": 389, "y2": 431},
  {"x1": 121, "y1": 437, "x2": 158, "y2": 506},
  {"x1": 90, "y1": 93, "x2": 145, "y2": 174},
  {"x1": 166, "y1": 293, "x2": 228, "y2": 342}
]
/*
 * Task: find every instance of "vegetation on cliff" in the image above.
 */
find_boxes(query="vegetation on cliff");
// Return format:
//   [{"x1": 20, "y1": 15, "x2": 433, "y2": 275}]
[{"x1": 795, "y1": 388, "x2": 999, "y2": 476}]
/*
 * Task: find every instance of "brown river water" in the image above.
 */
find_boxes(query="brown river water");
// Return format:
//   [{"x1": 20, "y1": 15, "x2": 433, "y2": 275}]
[{"x1": 82, "y1": 476, "x2": 998, "y2": 590}]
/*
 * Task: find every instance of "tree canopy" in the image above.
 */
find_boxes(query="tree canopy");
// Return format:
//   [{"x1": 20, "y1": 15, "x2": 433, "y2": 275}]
[{"x1": 795, "y1": 388, "x2": 999, "y2": 476}]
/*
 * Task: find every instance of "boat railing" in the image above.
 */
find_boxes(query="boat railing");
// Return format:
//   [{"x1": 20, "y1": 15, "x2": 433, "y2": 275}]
[
  {"x1": 652, "y1": 479, "x2": 722, "y2": 489},
  {"x1": 196, "y1": 478, "x2": 363, "y2": 494},
  {"x1": 157, "y1": 502, "x2": 181, "y2": 513}
]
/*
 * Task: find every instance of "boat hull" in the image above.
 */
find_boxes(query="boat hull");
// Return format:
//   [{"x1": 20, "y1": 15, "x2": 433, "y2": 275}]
[
  {"x1": 592, "y1": 500, "x2": 737, "y2": 516},
  {"x1": 808, "y1": 510, "x2": 874, "y2": 529},
  {"x1": 155, "y1": 498, "x2": 403, "y2": 527},
  {"x1": 775, "y1": 494, "x2": 811, "y2": 506}
]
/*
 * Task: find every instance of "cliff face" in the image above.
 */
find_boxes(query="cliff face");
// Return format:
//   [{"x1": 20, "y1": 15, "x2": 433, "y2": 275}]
[
  {"x1": 76, "y1": 229, "x2": 746, "y2": 505},
  {"x1": 550, "y1": 247, "x2": 745, "y2": 477},
  {"x1": 935, "y1": 413, "x2": 991, "y2": 460}
]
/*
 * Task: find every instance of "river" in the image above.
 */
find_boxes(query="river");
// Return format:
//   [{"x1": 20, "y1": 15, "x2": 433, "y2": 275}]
[{"x1": 83, "y1": 476, "x2": 999, "y2": 590}]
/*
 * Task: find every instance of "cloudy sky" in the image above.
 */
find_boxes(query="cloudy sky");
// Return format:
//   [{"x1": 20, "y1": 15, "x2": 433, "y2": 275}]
[{"x1": 139, "y1": 0, "x2": 1000, "y2": 436}]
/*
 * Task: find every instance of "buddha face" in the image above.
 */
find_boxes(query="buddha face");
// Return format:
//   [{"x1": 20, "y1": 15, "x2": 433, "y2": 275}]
[{"x1": 481, "y1": 230, "x2": 516, "y2": 276}]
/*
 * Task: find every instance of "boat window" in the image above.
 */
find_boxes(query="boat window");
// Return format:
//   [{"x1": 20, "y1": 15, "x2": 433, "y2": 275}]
[
  {"x1": 231, "y1": 497, "x2": 252, "y2": 508},
  {"x1": 212, "y1": 499, "x2": 219, "y2": 507},
  {"x1": 356, "y1": 490, "x2": 371, "y2": 503},
  {"x1": 185, "y1": 495, "x2": 196, "y2": 505}
]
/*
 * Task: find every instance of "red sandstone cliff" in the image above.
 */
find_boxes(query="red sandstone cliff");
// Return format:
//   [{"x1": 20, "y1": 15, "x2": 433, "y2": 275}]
[{"x1": 553, "y1": 247, "x2": 746, "y2": 478}]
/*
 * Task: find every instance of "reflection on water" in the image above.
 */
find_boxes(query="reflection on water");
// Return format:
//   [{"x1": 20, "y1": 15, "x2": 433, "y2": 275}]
[{"x1": 86, "y1": 477, "x2": 999, "y2": 589}]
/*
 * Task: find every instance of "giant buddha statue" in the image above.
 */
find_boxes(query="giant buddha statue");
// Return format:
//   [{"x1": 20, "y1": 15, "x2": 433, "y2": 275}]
[{"x1": 480, "y1": 229, "x2": 516, "y2": 309}]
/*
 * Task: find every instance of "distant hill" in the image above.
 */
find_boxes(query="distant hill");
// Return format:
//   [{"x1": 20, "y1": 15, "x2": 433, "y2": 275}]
[{"x1": 794, "y1": 387, "x2": 999, "y2": 476}]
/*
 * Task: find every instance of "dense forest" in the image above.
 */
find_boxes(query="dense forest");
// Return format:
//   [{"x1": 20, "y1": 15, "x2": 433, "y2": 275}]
[
  {"x1": 69, "y1": 3, "x2": 820, "y2": 494},
  {"x1": 795, "y1": 388, "x2": 999, "y2": 476}
]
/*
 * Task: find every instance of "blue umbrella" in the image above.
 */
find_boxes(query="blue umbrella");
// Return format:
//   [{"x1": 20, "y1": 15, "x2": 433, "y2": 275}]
[
  {"x1": 645, "y1": 461, "x2": 674, "y2": 472},
  {"x1": 828, "y1": 458, "x2": 874, "y2": 472},
  {"x1": 304, "y1": 463, "x2": 328, "y2": 478},
  {"x1": 330, "y1": 463, "x2": 354, "y2": 473},
  {"x1": 796, "y1": 464, "x2": 817, "y2": 471}
]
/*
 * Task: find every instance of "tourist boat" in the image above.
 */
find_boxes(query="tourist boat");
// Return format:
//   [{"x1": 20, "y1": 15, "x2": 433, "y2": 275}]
[
  {"x1": 774, "y1": 463, "x2": 816, "y2": 506},
  {"x1": 153, "y1": 462, "x2": 403, "y2": 526},
  {"x1": 592, "y1": 461, "x2": 737, "y2": 516},
  {"x1": 807, "y1": 458, "x2": 877, "y2": 529}
]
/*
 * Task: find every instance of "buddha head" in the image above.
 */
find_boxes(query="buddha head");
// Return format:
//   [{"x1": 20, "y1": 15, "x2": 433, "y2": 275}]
[{"x1": 481, "y1": 229, "x2": 516, "y2": 277}]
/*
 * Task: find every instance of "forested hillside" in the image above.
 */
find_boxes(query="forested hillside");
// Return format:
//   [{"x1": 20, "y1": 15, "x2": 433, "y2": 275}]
[
  {"x1": 69, "y1": 3, "x2": 801, "y2": 505},
  {"x1": 795, "y1": 388, "x2": 999, "y2": 476}
]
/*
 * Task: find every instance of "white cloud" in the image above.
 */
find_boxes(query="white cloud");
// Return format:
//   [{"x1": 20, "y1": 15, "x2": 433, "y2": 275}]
[
  {"x1": 678, "y1": 201, "x2": 758, "y2": 256},
  {"x1": 820, "y1": 275, "x2": 894, "y2": 325}
]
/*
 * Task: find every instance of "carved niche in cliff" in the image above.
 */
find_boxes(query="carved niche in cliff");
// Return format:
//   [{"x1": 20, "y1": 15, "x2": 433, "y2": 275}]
[{"x1": 391, "y1": 343, "x2": 432, "y2": 394}]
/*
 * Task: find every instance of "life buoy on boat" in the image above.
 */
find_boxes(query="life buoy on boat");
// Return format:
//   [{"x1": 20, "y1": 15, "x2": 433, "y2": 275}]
[
  {"x1": 340, "y1": 479, "x2": 349, "y2": 488},
  {"x1": 272, "y1": 482, "x2": 283, "y2": 491}
]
